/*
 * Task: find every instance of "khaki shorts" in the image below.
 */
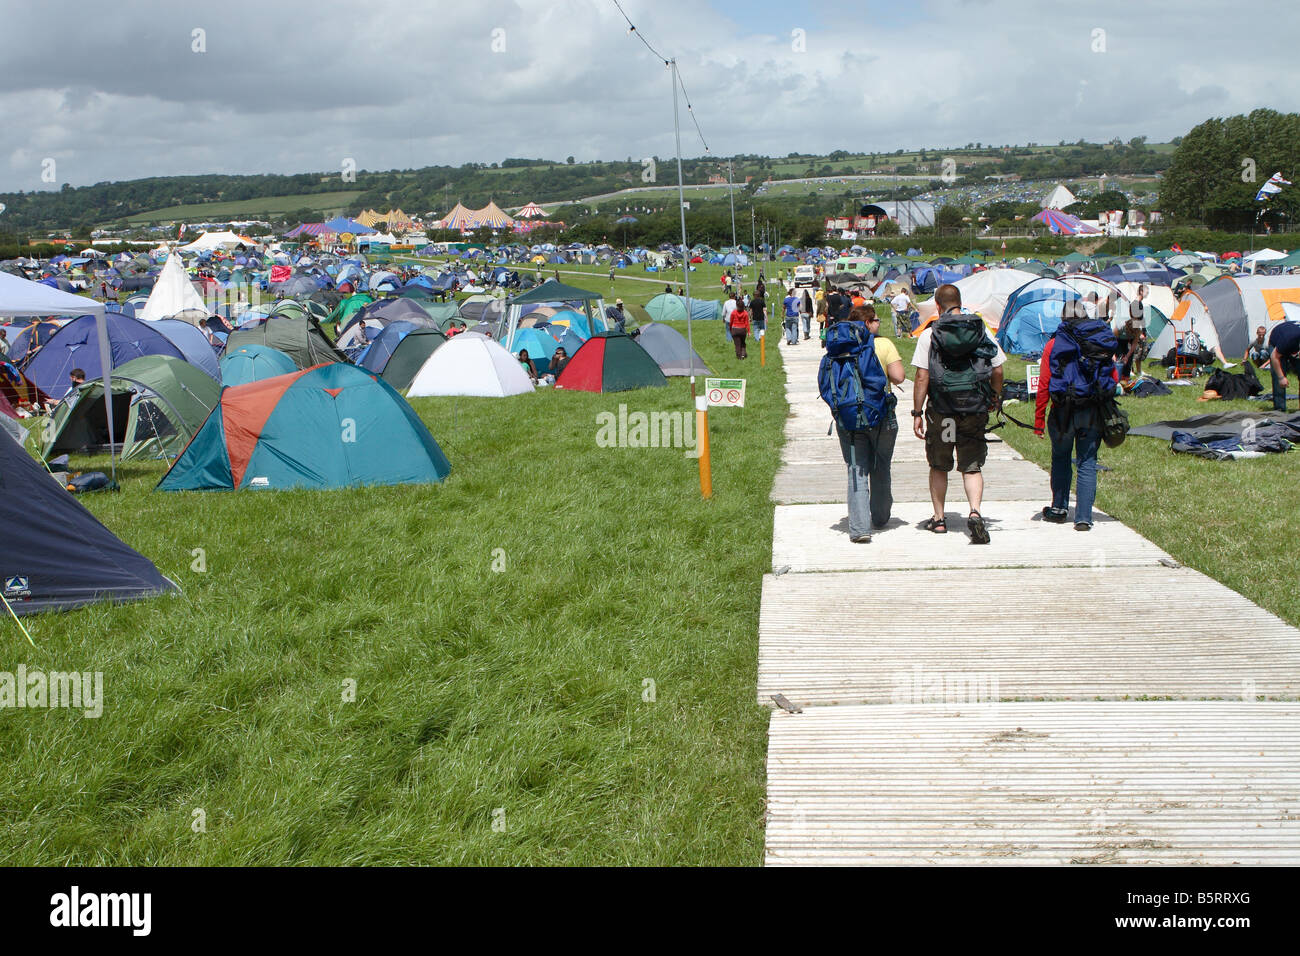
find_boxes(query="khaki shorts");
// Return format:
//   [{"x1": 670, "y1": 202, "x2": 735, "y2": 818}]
[{"x1": 925, "y1": 408, "x2": 988, "y2": 473}]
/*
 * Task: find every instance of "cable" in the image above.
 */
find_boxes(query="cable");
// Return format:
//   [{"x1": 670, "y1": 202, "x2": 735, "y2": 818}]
[{"x1": 609, "y1": 0, "x2": 710, "y2": 154}]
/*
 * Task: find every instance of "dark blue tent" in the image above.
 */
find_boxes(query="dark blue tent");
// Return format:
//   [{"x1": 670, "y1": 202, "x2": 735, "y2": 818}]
[
  {"x1": 24, "y1": 313, "x2": 186, "y2": 400},
  {"x1": 0, "y1": 433, "x2": 177, "y2": 616},
  {"x1": 358, "y1": 320, "x2": 419, "y2": 373}
]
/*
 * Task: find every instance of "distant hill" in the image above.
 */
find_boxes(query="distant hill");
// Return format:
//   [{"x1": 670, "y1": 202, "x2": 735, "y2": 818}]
[{"x1": 0, "y1": 140, "x2": 1174, "y2": 235}]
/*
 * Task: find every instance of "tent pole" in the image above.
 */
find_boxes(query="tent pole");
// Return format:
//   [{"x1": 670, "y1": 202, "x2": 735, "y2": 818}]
[
  {"x1": 671, "y1": 59, "x2": 696, "y2": 401},
  {"x1": 93, "y1": 308, "x2": 117, "y2": 486}
]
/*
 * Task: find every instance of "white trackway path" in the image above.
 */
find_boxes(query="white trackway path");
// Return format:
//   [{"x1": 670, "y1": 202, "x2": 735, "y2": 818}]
[{"x1": 761, "y1": 335, "x2": 1300, "y2": 865}]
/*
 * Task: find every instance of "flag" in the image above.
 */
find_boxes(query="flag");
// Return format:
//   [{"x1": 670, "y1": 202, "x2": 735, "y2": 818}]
[
  {"x1": 1171, "y1": 243, "x2": 1183, "y2": 253},
  {"x1": 1256, "y1": 172, "x2": 1292, "y2": 202}
]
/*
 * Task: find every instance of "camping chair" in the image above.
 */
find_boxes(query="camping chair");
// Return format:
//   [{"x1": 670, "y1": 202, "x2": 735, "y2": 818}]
[{"x1": 1171, "y1": 330, "x2": 1199, "y2": 379}]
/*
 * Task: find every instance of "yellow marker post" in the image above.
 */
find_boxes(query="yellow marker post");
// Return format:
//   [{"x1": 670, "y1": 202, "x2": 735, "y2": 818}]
[
  {"x1": 695, "y1": 395, "x2": 712, "y2": 499},
  {"x1": 760, "y1": 332, "x2": 766, "y2": 366}
]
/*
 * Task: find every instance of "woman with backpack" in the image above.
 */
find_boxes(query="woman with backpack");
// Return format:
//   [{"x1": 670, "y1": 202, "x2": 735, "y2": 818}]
[
  {"x1": 1035, "y1": 301, "x2": 1121, "y2": 531},
  {"x1": 729, "y1": 299, "x2": 751, "y2": 359},
  {"x1": 819, "y1": 306, "x2": 905, "y2": 543}
]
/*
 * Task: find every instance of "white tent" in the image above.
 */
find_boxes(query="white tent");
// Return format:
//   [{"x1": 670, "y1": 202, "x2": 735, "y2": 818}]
[
  {"x1": 915, "y1": 268, "x2": 1043, "y2": 329},
  {"x1": 178, "y1": 231, "x2": 256, "y2": 253},
  {"x1": 0, "y1": 271, "x2": 116, "y2": 478},
  {"x1": 138, "y1": 253, "x2": 208, "y2": 323},
  {"x1": 407, "y1": 335, "x2": 534, "y2": 397},
  {"x1": 1243, "y1": 248, "x2": 1287, "y2": 263},
  {"x1": 1041, "y1": 184, "x2": 1077, "y2": 210}
]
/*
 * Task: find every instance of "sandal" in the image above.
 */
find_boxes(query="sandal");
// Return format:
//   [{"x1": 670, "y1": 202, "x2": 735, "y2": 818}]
[
  {"x1": 923, "y1": 516, "x2": 947, "y2": 534},
  {"x1": 968, "y1": 510, "x2": 991, "y2": 544}
]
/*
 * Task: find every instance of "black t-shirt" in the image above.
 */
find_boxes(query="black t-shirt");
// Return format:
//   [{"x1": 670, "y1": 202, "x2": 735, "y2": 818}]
[{"x1": 1269, "y1": 320, "x2": 1300, "y2": 358}]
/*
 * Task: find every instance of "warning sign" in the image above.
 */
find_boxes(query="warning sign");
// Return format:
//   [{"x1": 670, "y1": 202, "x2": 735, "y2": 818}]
[
  {"x1": 705, "y1": 378, "x2": 746, "y2": 408},
  {"x1": 1026, "y1": 363, "x2": 1040, "y2": 394}
]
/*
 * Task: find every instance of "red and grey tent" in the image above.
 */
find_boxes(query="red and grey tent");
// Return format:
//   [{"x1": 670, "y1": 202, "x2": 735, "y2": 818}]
[{"x1": 554, "y1": 331, "x2": 668, "y2": 393}]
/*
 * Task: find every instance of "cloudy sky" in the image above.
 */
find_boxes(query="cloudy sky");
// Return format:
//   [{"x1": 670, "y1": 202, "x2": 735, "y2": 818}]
[{"x1": 2, "y1": 0, "x2": 1298, "y2": 193}]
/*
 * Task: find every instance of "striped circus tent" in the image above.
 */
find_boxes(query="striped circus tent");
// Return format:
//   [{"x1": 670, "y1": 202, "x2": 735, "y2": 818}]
[
  {"x1": 284, "y1": 223, "x2": 334, "y2": 238},
  {"x1": 441, "y1": 203, "x2": 477, "y2": 230},
  {"x1": 474, "y1": 201, "x2": 515, "y2": 229},
  {"x1": 516, "y1": 201, "x2": 545, "y2": 218},
  {"x1": 1030, "y1": 208, "x2": 1101, "y2": 236},
  {"x1": 386, "y1": 208, "x2": 415, "y2": 231},
  {"x1": 355, "y1": 209, "x2": 384, "y2": 228}
]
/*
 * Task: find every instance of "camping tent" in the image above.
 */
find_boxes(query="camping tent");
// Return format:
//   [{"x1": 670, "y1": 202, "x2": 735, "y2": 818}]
[
  {"x1": 178, "y1": 231, "x2": 256, "y2": 253},
  {"x1": 156, "y1": 363, "x2": 450, "y2": 491},
  {"x1": 378, "y1": 328, "x2": 449, "y2": 391},
  {"x1": 0, "y1": 428, "x2": 177, "y2": 615},
  {"x1": 0, "y1": 271, "x2": 116, "y2": 466},
  {"x1": 43, "y1": 355, "x2": 220, "y2": 461},
  {"x1": 643, "y1": 293, "x2": 722, "y2": 323},
  {"x1": 502, "y1": 279, "x2": 606, "y2": 352},
  {"x1": 224, "y1": 315, "x2": 347, "y2": 369},
  {"x1": 1156, "y1": 275, "x2": 1300, "y2": 361},
  {"x1": 915, "y1": 268, "x2": 1042, "y2": 329},
  {"x1": 138, "y1": 253, "x2": 208, "y2": 322},
  {"x1": 24, "y1": 312, "x2": 186, "y2": 401},
  {"x1": 508, "y1": 327, "x2": 559, "y2": 374},
  {"x1": 219, "y1": 344, "x2": 298, "y2": 387},
  {"x1": 996, "y1": 277, "x2": 1082, "y2": 355},
  {"x1": 151, "y1": 318, "x2": 221, "y2": 380},
  {"x1": 555, "y1": 332, "x2": 668, "y2": 393},
  {"x1": 633, "y1": 322, "x2": 711, "y2": 377},
  {"x1": 408, "y1": 335, "x2": 534, "y2": 397}
]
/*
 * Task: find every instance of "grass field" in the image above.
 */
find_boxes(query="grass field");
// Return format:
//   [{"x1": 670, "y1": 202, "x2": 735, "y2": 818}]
[
  {"x1": 881, "y1": 314, "x2": 1300, "y2": 630},
  {"x1": 125, "y1": 191, "x2": 365, "y2": 224},
  {"x1": 0, "y1": 316, "x2": 781, "y2": 865}
]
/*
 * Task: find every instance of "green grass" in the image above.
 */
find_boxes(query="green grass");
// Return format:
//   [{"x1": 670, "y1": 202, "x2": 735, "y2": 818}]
[
  {"x1": 0, "y1": 321, "x2": 781, "y2": 864},
  {"x1": 880, "y1": 310, "x2": 1300, "y2": 628},
  {"x1": 125, "y1": 191, "x2": 364, "y2": 224}
]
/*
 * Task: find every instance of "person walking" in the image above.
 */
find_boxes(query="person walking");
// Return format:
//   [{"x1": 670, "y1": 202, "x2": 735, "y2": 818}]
[
  {"x1": 818, "y1": 305, "x2": 905, "y2": 542},
  {"x1": 910, "y1": 284, "x2": 1005, "y2": 543},
  {"x1": 750, "y1": 287, "x2": 767, "y2": 341},
  {"x1": 800, "y1": 289, "x2": 814, "y2": 340},
  {"x1": 782, "y1": 287, "x2": 800, "y2": 345},
  {"x1": 1035, "y1": 301, "x2": 1120, "y2": 531},
  {"x1": 729, "y1": 297, "x2": 751, "y2": 359}
]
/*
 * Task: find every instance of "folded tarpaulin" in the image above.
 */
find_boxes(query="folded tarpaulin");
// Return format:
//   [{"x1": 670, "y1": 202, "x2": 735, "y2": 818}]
[{"x1": 1129, "y1": 411, "x2": 1300, "y2": 442}]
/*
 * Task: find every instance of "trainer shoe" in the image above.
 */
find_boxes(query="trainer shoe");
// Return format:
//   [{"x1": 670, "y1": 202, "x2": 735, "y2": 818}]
[
  {"x1": 1074, "y1": 521, "x2": 1092, "y2": 531},
  {"x1": 1041, "y1": 506, "x2": 1069, "y2": 524},
  {"x1": 850, "y1": 534, "x2": 871, "y2": 544}
]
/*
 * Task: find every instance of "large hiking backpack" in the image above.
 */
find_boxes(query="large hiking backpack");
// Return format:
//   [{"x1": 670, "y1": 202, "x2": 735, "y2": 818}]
[
  {"x1": 818, "y1": 321, "x2": 890, "y2": 432},
  {"x1": 1049, "y1": 315, "x2": 1119, "y2": 406},
  {"x1": 927, "y1": 313, "x2": 997, "y2": 415}
]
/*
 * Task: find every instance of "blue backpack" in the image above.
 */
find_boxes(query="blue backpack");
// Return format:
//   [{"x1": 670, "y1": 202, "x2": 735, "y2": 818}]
[
  {"x1": 1049, "y1": 316, "x2": 1119, "y2": 405},
  {"x1": 818, "y1": 321, "x2": 891, "y2": 431}
]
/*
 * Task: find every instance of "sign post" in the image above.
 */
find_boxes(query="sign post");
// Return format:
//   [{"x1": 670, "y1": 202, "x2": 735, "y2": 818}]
[{"x1": 705, "y1": 378, "x2": 746, "y2": 408}]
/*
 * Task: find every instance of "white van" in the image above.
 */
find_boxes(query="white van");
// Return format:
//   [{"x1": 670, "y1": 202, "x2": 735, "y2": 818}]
[{"x1": 793, "y1": 265, "x2": 817, "y2": 288}]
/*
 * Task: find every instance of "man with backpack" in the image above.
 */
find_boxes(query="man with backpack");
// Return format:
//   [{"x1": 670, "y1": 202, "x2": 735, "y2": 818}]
[
  {"x1": 910, "y1": 284, "x2": 1005, "y2": 543},
  {"x1": 819, "y1": 306, "x2": 905, "y2": 543},
  {"x1": 782, "y1": 288, "x2": 800, "y2": 345},
  {"x1": 1035, "y1": 300, "x2": 1121, "y2": 531}
]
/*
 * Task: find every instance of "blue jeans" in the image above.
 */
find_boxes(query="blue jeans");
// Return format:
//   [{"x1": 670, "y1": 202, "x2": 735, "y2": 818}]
[
  {"x1": 1271, "y1": 355, "x2": 1300, "y2": 411},
  {"x1": 1049, "y1": 413, "x2": 1102, "y2": 525},
  {"x1": 837, "y1": 413, "x2": 898, "y2": 537},
  {"x1": 784, "y1": 316, "x2": 799, "y2": 344},
  {"x1": 800, "y1": 315, "x2": 811, "y2": 338}
]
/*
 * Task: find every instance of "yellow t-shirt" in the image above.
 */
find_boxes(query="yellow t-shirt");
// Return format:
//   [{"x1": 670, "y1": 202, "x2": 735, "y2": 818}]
[{"x1": 874, "y1": 336, "x2": 901, "y2": 369}]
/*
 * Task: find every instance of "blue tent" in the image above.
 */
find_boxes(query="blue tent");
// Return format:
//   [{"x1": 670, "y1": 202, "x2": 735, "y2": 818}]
[
  {"x1": 157, "y1": 363, "x2": 450, "y2": 492},
  {"x1": 25, "y1": 313, "x2": 186, "y2": 400},
  {"x1": 996, "y1": 278, "x2": 1082, "y2": 355},
  {"x1": 219, "y1": 344, "x2": 297, "y2": 387},
  {"x1": 322, "y1": 217, "x2": 375, "y2": 235},
  {"x1": 358, "y1": 321, "x2": 419, "y2": 373},
  {"x1": 152, "y1": 318, "x2": 221, "y2": 381},
  {"x1": 0, "y1": 427, "x2": 177, "y2": 616},
  {"x1": 510, "y1": 327, "x2": 559, "y2": 373}
]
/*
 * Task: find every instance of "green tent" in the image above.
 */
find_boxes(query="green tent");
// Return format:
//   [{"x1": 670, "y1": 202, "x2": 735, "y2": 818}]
[
  {"x1": 326, "y1": 293, "x2": 374, "y2": 331},
  {"x1": 554, "y1": 331, "x2": 668, "y2": 393},
  {"x1": 380, "y1": 328, "x2": 448, "y2": 391},
  {"x1": 225, "y1": 316, "x2": 347, "y2": 369},
  {"x1": 42, "y1": 355, "x2": 220, "y2": 462}
]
